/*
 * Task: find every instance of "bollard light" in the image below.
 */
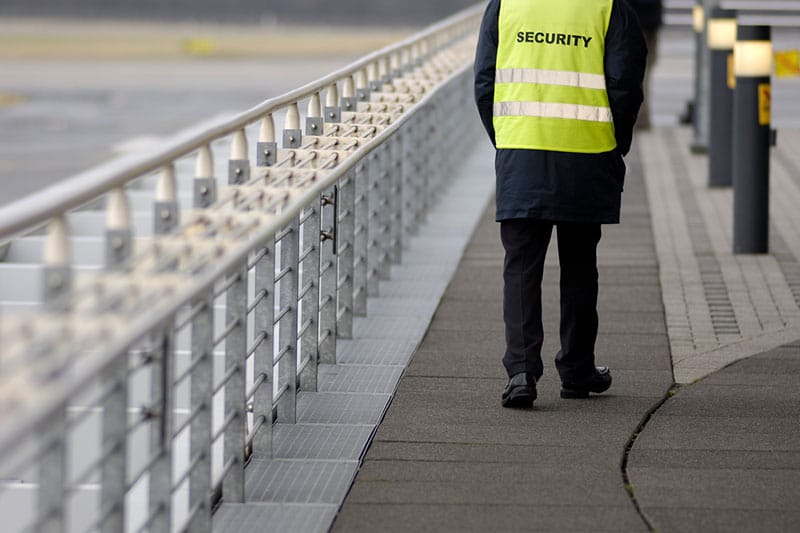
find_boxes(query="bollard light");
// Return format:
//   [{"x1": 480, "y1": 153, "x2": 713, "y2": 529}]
[
  {"x1": 707, "y1": 12, "x2": 737, "y2": 50},
  {"x1": 692, "y1": 4, "x2": 705, "y2": 34},
  {"x1": 690, "y1": 1, "x2": 708, "y2": 153},
  {"x1": 733, "y1": 25, "x2": 772, "y2": 254},
  {"x1": 707, "y1": 7, "x2": 737, "y2": 187}
]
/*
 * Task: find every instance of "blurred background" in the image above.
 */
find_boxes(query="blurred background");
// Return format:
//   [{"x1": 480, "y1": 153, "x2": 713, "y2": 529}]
[
  {"x1": 0, "y1": 0, "x2": 477, "y2": 25},
  {"x1": 0, "y1": 1, "x2": 475, "y2": 208}
]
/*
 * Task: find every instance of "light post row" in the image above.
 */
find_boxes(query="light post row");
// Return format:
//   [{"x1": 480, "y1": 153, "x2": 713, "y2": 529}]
[{"x1": 687, "y1": 2, "x2": 774, "y2": 254}]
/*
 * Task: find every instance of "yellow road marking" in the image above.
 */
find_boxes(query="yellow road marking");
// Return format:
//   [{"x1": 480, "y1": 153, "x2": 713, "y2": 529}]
[{"x1": 0, "y1": 93, "x2": 26, "y2": 108}]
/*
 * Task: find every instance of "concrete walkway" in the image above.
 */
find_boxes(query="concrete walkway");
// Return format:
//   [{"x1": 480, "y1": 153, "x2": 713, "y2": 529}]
[
  {"x1": 333, "y1": 124, "x2": 800, "y2": 531},
  {"x1": 333, "y1": 143, "x2": 674, "y2": 532}
]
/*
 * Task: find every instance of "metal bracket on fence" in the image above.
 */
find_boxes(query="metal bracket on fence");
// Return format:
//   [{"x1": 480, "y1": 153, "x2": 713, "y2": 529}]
[
  {"x1": 283, "y1": 129, "x2": 303, "y2": 149},
  {"x1": 228, "y1": 160, "x2": 251, "y2": 185},
  {"x1": 341, "y1": 96, "x2": 358, "y2": 113},
  {"x1": 43, "y1": 266, "x2": 72, "y2": 310},
  {"x1": 106, "y1": 229, "x2": 133, "y2": 270},
  {"x1": 154, "y1": 201, "x2": 179, "y2": 235},
  {"x1": 306, "y1": 117, "x2": 324, "y2": 136},
  {"x1": 257, "y1": 141, "x2": 278, "y2": 167},
  {"x1": 325, "y1": 105, "x2": 342, "y2": 124},
  {"x1": 194, "y1": 178, "x2": 218, "y2": 208}
]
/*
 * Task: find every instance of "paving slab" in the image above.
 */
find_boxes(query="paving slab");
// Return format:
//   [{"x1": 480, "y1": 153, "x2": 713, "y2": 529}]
[
  {"x1": 628, "y1": 342, "x2": 800, "y2": 532},
  {"x1": 335, "y1": 504, "x2": 647, "y2": 533}
]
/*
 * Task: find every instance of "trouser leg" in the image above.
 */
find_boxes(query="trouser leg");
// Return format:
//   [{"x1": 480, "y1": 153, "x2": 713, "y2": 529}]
[
  {"x1": 554, "y1": 223, "x2": 601, "y2": 383},
  {"x1": 500, "y1": 219, "x2": 552, "y2": 379}
]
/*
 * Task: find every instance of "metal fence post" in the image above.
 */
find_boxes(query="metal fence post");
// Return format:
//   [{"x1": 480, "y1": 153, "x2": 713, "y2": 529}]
[
  {"x1": 389, "y1": 132, "x2": 403, "y2": 265},
  {"x1": 377, "y1": 145, "x2": 392, "y2": 280},
  {"x1": 319, "y1": 186, "x2": 337, "y2": 362},
  {"x1": 733, "y1": 25, "x2": 772, "y2": 254},
  {"x1": 37, "y1": 414, "x2": 66, "y2": 533},
  {"x1": 337, "y1": 171, "x2": 356, "y2": 338},
  {"x1": 299, "y1": 202, "x2": 321, "y2": 392},
  {"x1": 252, "y1": 243, "x2": 275, "y2": 456},
  {"x1": 189, "y1": 292, "x2": 214, "y2": 533},
  {"x1": 223, "y1": 262, "x2": 247, "y2": 502},
  {"x1": 707, "y1": 7, "x2": 737, "y2": 187},
  {"x1": 148, "y1": 328, "x2": 175, "y2": 533},
  {"x1": 100, "y1": 354, "x2": 128, "y2": 533},
  {"x1": 353, "y1": 162, "x2": 369, "y2": 316},
  {"x1": 276, "y1": 217, "x2": 299, "y2": 423}
]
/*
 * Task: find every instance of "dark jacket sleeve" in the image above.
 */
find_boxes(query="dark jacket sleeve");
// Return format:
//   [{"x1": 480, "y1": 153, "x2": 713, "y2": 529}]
[
  {"x1": 474, "y1": 0, "x2": 500, "y2": 146},
  {"x1": 605, "y1": 0, "x2": 647, "y2": 155}
]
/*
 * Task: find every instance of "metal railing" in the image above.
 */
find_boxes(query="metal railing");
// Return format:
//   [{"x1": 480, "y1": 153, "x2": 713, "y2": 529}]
[{"x1": 0, "y1": 5, "x2": 483, "y2": 532}]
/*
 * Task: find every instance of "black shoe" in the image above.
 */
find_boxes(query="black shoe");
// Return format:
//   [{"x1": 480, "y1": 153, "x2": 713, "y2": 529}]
[
  {"x1": 560, "y1": 366, "x2": 612, "y2": 399},
  {"x1": 502, "y1": 372, "x2": 537, "y2": 408}
]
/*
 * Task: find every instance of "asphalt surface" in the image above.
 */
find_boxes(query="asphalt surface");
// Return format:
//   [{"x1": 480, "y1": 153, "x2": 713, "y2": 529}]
[{"x1": 333, "y1": 144, "x2": 675, "y2": 532}]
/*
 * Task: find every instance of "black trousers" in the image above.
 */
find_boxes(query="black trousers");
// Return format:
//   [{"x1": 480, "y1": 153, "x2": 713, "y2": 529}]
[{"x1": 500, "y1": 219, "x2": 601, "y2": 383}]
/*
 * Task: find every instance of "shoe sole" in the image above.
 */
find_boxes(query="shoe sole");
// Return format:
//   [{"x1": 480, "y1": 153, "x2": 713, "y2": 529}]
[
  {"x1": 502, "y1": 388, "x2": 537, "y2": 408},
  {"x1": 560, "y1": 381, "x2": 612, "y2": 399}
]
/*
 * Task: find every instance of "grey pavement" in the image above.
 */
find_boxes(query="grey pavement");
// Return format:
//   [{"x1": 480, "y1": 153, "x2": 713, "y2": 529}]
[
  {"x1": 333, "y1": 140, "x2": 674, "y2": 533},
  {"x1": 331, "y1": 28, "x2": 800, "y2": 533}
]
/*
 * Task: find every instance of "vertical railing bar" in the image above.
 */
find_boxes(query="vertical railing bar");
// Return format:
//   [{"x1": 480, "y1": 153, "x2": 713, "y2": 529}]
[
  {"x1": 389, "y1": 131, "x2": 404, "y2": 264},
  {"x1": 352, "y1": 162, "x2": 369, "y2": 317},
  {"x1": 37, "y1": 413, "x2": 66, "y2": 533},
  {"x1": 188, "y1": 292, "x2": 213, "y2": 533},
  {"x1": 378, "y1": 143, "x2": 392, "y2": 280},
  {"x1": 148, "y1": 327, "x2": 175, "y2": 533},
  {"x1": 299, "y1": 202, "x2": 321, "y2": 392},
  {"x1": 253, "y1": 244, "x2": 275, "y2": 457},
  {"x1": 277, "y1": 218, "x2": 299, "y2": 423},
  {"x1": 338, "y1": 172, "x2": 356, "y2": 338},
  {"x1": 319, "y1": 185, "x2": 338, "y2": 362},
  {"x1": 100, "y1": 354, "x2": 128, "y2": 533},
  {"x1": 222, "y1": 262, "x2": 247, "y2": 502}
]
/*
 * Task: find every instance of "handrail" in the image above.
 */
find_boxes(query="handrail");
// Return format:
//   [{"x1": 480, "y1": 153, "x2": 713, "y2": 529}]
[
  {"x1": 0, "y1": 4, "x2": 484, "y2": 532},
  {"x1": 0, "y1": 3, "x2": 485, "y2": 242}
]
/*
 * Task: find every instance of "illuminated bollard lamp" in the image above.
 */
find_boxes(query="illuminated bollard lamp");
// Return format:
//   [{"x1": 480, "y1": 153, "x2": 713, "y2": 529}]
[
  {"x1": 733, "y1": 25, "x2": 773, "y2": 254},
  {"x1": 688, "y1": 1, "x2": 707, "y2": 151},
  {"x1": 707, "y1": 7, "x2": 737, "y2": 187}
]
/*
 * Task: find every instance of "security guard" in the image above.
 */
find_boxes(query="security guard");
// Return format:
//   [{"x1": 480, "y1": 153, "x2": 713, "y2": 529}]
[{"x1": 474, "y1": 0, "x2": 646, "y2": 407}]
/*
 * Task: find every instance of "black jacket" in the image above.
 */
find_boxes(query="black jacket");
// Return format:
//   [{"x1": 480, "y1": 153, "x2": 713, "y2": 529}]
[
  {"x1": 474, "y1": 0, "x2": 646, "y2": 223},
  {"x1": 626, "y1": 0, "x2": 664, "y2": 30}
]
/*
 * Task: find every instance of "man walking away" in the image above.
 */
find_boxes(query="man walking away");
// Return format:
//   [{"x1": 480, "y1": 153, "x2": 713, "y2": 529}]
[{"x1": 473, "y1": 0, "x2": 646, "y2": 408}]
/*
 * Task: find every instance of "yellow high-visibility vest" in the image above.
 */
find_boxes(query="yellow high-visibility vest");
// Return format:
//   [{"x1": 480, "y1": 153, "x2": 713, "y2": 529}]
[{"x1": 493, "y1": 0, "x2": 616, "y2": 153}]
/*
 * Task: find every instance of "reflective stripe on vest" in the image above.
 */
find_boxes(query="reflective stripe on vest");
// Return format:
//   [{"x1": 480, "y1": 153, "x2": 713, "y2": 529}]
[{"x1": 493, "y1": 0, "x2": 616, "y2": 153}]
